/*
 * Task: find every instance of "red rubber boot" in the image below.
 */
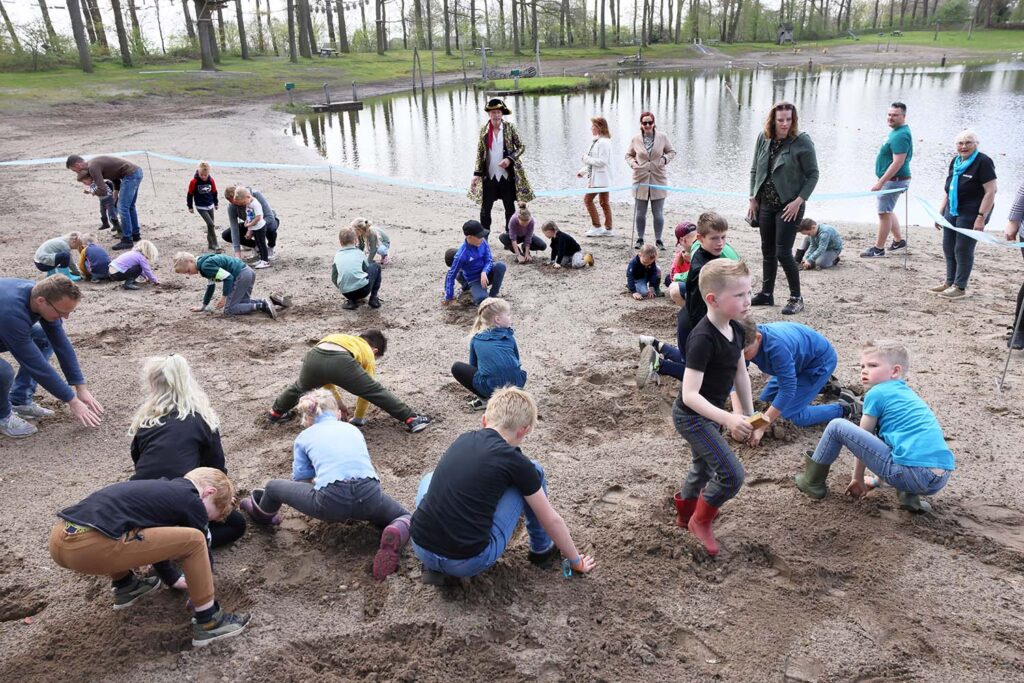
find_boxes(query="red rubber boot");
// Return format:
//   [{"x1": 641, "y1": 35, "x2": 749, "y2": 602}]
[
  {"x1": 673, "y1": 493, "x2": 698, "y2": 527},
  {"x1": 373, "y1": 515, "x2": 411, "y2": 581},
  {"x1": 687, "y1": 497, "x2": 721, "y2": 556}
]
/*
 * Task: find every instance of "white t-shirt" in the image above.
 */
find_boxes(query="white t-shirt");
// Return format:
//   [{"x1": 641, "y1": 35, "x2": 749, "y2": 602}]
[
  {"x1": 487, "y1": 123, "x2": 508, "y2": 181},
  {"x1": 245, "y1": 198, "x2": 266, "y2": 230}
]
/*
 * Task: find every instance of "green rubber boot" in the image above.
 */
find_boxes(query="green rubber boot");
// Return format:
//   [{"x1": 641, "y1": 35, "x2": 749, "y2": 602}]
[
  {"x1": 794, "y1": 452, "x2": 831, "y2": 500},
  {"x1": 897, "y1": 491, "x2": 932, "y2": 514}
]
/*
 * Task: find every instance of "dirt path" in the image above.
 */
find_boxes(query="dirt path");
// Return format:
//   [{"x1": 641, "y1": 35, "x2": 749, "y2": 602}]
[{"x1": 0, "y1": 59, "x2": 1023, "y2": 681}]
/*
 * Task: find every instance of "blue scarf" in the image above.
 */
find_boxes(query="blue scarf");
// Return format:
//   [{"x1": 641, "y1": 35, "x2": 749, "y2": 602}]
[{"x1": 948, "y1": 149, "x2": 979, "y2": 217}]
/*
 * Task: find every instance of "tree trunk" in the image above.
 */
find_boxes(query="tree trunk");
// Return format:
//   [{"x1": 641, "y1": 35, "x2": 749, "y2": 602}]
[
  {"x1": 414, "y1": 0, "x2": 425, "y2": 46},
  {"x1": 658, "y1": 0, "x2": 665, "y2": 39},
  {"x1": 442, "y1": 0, "x2": 451, "y2": 53},
  {"x1": 674, "y1": 0, "x2": 683, "y2": 41},
  {"x1": 887, "y1": 0, "x2": 894, "y2": 27},
  {"x1": 181, "y1": 0, "x2": 195, "y2": 41},
  {"x1": 216, "y1": 7, "x2": 226, "y2": 52},
  {"x1": 257, "y1": 0, "x2": 268, "y2": 52},
  {"x1": 511, "y1": 0, "x2": 521, "y2": 53},
  {"x1": 81, "y1": 0, "x2": 97, "y2": 44},
  {"x1": 38, "y1": 0, "x2": 58, "y2": 42},
  {"x1": 632, "y1": 0, "x2": 638, "y2": 44},
  {"x1": 728, "y1": 0, "x2": 742, "y2": 41},
  {"x1": 0, "y1": 0, "x2": 21, "y2": 51},
  {"x1": 497, "y1": 0, "x2": 505, "y2": 47},
  {"x1": 325, "y1": 0, "x2": 336, "y2": 48},
  {"x1": 425, "y1": 0, "x2": 433, "y2": 48},
  {"x1": 600, "y1": 0, "x2": 606, "y2": 46},
  {"x1": 287, "y1": 0, "x2": 297, "y2": 60},
  {"x1": 898, "y1": 0, "x2": 908, "y2": 27},
  {"x1": 235, "y1": 0, "x2": 250, "y2": 58},
  {"x1": 454, "y1": 0, "x2": 460, "y2": 49},
  {"x1": 690, "y1": 0, "x2": 699, "y2": 41},
  {"x1": 471, "y1": 0, "x2": 477, "y2": 47},
  {"x1": 335, "y1": 0, "x2": 349, "y2": 52},
  {"x1": 66, "y1": 0, "x2": 93, "y2": 71},
  {"x1": 559, "y1": 0, "x2": 566, "y2": 44},
  {"x1": 297, "y1": 0, "x2": 311, "y2": 56},
  {"x1": 483, "y1": 0, "x2": 490, "y2": 48},
  {"x1": 306, "y1": 2, "x2": 318, "y2": 52},
  {"x1": 193, "y1": 0, "x2": 215, "y2": 69},
  {"x1": 110, "y1": 0, "x2": 133, "y2": 66},
  {"x1": 375, "y1": 0, "x2": 385, "y2": 54},
  {"x1": 531, "y1": 0, "x2": 538, "y2": 48},
  {"x1": 359, "y1": 0, "x2": 368, "y2": 36},
  {"x1": 126, "y1": 0, "x2": 145, "y2": 53},
  {"x1": 666, "y1": 0, "x2": 673, "y2": 40},
  {"x1": 154, "y1": 0, "x2": 166, "y2": 52}
]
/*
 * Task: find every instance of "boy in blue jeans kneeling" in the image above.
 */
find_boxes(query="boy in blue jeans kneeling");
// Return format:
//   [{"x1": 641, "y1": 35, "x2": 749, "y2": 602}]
[
  {"x1": 410, "y1": 387, "x2": 596, "y2": 584},
  {"x1": 795, "y1": 339, "x2": 955, "y2": 513},
  {"x1": 443, "y1": 220, "x2": 507, "y2": 306}
]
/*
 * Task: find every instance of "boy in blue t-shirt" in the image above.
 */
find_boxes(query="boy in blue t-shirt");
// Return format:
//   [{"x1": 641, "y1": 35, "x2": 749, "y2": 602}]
[{"x1": 795, "y1": 339, "x2": 955, "y2": 513}]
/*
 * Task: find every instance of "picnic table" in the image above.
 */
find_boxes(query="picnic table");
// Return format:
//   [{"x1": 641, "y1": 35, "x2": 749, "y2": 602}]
[{"x1": 319, "y1": 47, "x2": 338, "y2": 58}]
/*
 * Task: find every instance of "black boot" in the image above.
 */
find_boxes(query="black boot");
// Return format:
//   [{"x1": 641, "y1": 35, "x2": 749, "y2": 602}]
[{"x1": 794, "y1": 248, "x2": 806, "y2": 263}]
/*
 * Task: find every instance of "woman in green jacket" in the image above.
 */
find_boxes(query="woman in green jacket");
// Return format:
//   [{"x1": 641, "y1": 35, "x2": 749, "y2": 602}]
[{"x1": 747, "y1": 102, "x2": 819, "y2": 316}]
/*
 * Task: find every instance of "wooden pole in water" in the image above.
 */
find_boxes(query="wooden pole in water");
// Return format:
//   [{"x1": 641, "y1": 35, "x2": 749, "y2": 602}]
[{"x1": 412, "y1": 47, "x2": 418, "y2": 93}]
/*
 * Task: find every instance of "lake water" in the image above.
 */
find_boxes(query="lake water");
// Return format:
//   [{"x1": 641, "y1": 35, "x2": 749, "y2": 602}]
[{"x1": 288, "y1": 62, "x2": 1024, "y2": 228}]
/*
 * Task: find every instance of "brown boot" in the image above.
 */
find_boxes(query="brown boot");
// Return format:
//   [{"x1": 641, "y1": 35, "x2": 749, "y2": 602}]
[
  {"x1": 687, "y1": 498, "x2": 721, "y2": 556},
  {"x1": 673, "y1": 493, "x2": 698, "y2": 527}
]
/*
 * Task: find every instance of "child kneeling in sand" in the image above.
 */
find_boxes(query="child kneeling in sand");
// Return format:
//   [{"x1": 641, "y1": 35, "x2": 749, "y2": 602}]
[
  {"x1": 77, "y1": 233, "x2": 111, "y2": 282},
  {"x1": 352, "y1": 217, "x2": 392, "y2": 265},
  {"x1": 173, "y1": 251, "x2": 276, "y2": 318},
  {"x1": 627, "y1": 243, "x2": 662, "y2": 300},
  {"x1": 243, "y1": 389, "x2": 412, "y2": 581},
  {"x1": 443, "y1": 220, "x2": 507, "y2": 306},
  {"x1": 541, "y1": 221, "x2": 593, "y2": 269},
  {"x1": 673, "y1": 259, "x2": 755, "y2": 556},
  {"x1": 740, "y1": 319, "x2": 861, "y2": 446},
  {"x1": 34, "y1": 233, "x2": 83, "y2": 281},
  {"x1": 410, "y1": 387, "x2": 596, "y2": 584},
  {"x1": 795, "y1": 339, "x2": 955, "y2": 513},
  {"x1": 49, "y1": 467, "x2": 249, "y2": 647},
  {"x1": 108, "y1": 239, "x2": 159, "y2": 290},
  {"x1": 795, "y1": 218, "x2": 843, "y2": 270},
  {"x1": 451, "y1": 298, "x2": 527, "y2": 410},
  {"x1": 333, "y1": 226, "x2": 382, "y2": 310}
]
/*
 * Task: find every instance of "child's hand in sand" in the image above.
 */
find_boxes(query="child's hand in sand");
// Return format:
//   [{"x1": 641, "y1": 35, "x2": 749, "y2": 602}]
[
  {"x1": 845, "y1": 478, "x2": 869, "y2": 498},
  {"x1": 570, "y1": 554, "x2": 597, "y2": 574},
  {"x1": 190, "y1": 305, "x2": 207, "y2": 312},
  {"x1": 725, "y1": 414, "x2": 753, "y2": 441},
  {"x1": 748, "y1": 426, "x2": 767, "y2": 447},
  {"x1": 632, "y1": 292, "x2": 643, "y2": 301},
  {"x1": 214, "y1": 297, "x2": 225, "y2": 310},
  {"x1": 552, "y1": 262, "x2": 561, "y2": 269}
]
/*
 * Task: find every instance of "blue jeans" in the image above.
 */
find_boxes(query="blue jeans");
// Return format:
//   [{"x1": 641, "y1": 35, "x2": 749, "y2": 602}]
[
  {"x1": 411, "y1": 461, "x2": 552, "y2": 578},
  {"x1": 461, "y1": 261, "x2": 507, "y2": 304},
  {"x1": 942, "y1": 211, "x2": 981, "y2": 290},
  {"x1": 758, "y1": 348, "x2": 841, "y2": 427},
  {"x1": 118, "y1": 167, "x2": 143, "y2": 240},
  {"x1": 811, "y1": 418, "x2": 951, "y2": 496},
  {"x1": 657, "y1": 342, "x2": 685, "y2": 381},
  {"x1": 633, "y1": 266, "x2": 661, "y2": 297},
  {"x1": 0, "y1": 323, "x2": 52, "y2": 419}
]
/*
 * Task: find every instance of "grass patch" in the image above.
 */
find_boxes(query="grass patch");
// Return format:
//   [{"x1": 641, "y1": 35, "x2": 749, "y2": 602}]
[
  {"x1": 713, "y1": 29, "x2": 1024, "y2": 55},
  {"x1": 487, "y1": 76, "x2": 592, "y2": 93}
]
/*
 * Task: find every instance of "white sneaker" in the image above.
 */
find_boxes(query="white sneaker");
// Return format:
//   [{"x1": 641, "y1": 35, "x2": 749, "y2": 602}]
[
  {"x1": 0, "y1": 413, "x2": 37, "y2": 438},
  {"x1": 12, "y1": 403, "x2": 54, "y2": 420},
  {"x1": 253, "y1": 260, "x2": 271, "y2": 270},
  {"x1": 585, "y1": 227, "x2": 607, "y2": 237},
  {"x1": 267, "y1": 248, "x2": 276, "y2": 261}
]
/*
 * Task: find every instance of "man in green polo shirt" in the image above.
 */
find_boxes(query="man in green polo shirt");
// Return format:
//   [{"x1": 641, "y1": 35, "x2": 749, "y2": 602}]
[{"x1": 862, "y1": 103, "x2": 913, "y2": 258}]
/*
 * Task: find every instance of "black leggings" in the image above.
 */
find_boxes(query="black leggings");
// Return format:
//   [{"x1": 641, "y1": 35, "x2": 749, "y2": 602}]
[
  {"x1": 210, "y1": 510, "x2": 247, "y2": 548},
  {"x1": 1015, "y1": 248, "x2": 1024, "y2": 327},
  {"x1": 109, "y1": 264, "x2": 142, "y2": 282},
  {"x1": 758, "y1": 203, "x2": 804, "y2": 298},
  {"x1": 451, "y1": 361, "x2": 486, "y2": 398}
]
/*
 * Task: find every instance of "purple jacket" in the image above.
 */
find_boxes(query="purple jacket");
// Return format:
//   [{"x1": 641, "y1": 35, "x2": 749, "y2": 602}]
[
  {"x1": 111, "y1": 251, "x2": 158, "y2": 284},
  {"x1": 506, "y1": 215, "x2": 535, "y2": 244}
]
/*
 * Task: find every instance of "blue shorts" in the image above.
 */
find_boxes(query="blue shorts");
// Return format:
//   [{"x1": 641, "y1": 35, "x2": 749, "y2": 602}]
[{"x1": 876, "y1": 179, "x2": 910, "y2": 214}]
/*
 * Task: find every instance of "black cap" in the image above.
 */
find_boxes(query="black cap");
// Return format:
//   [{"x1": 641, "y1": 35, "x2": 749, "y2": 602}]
[{"x1": 462, "y1": 220, "x2": 489, "y2": 238}]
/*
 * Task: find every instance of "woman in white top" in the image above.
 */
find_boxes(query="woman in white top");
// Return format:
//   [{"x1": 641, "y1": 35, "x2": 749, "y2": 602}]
[{"x1": 579, "y1": 117, "x2": 614, "y2": 237}]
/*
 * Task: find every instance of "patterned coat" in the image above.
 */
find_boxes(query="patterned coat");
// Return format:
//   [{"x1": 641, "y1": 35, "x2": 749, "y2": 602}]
[{"x1": 468, "y1": 120, "x2": 536, "y2": 204}]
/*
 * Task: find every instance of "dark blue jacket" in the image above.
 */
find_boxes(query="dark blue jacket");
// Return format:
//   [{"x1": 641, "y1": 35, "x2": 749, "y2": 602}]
[
  {"x1": 84, "y1": 243, "x2": 111, "y2": 279},
  {"x1": 0, "y1": 279, "x2": 85, "y2": 403},
  {"x1": 626, "y1": 255, "x2": 661, "y2": 293},
  {"x1": 469, "y1": 326, "x2": 527, "y2": 397}
]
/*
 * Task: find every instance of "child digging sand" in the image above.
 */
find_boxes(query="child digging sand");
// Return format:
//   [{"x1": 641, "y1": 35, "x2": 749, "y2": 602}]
[
  {"x1": 674, "y1": 259, "x2": 755, "y2": 556},
  {"x1": 795, "y1": 218, "x2": 843, "y2": 270},
  {"x1": 173, "y1": 251, "x2": 276, "y2": 319},
  {"x1": 108, "y1": 239, "x2": 159, "y2": 290},
  {"x1": 78, "y1": 173, "x2": 120, "y2": 233},
  {"x1": 795, "y1": 339, "x2": 955, "y2": 513},
  {"x1": 451, "y1": 298, "x2": 527, "y2": 410},
  {"x1": 242, "y1": 389, "x2": 412, "y2": 581},
  {"x1": 541, "y1": 221, "x2": 593, "y2": 269},
  {"x1": 333, "y1": 226, "x2": 383, "y2": 310},
  {"x1": 444, "y1": 220, "x2": 507, "y2": 305},
  {"x1": 411, "y1": 387, "x2": 597, "y2": 584},
  {"x1": 34, "y1": 233, "x2": 83, "y2": 281},
  {"x1": 352, "y1": 217, "x2": 392, "y2": 265},
  {"x1": 48, "y1": 467, "x2": 249, "y2": 647},
  {"x1": 77, "y1": 233, "x2": 111, "y2": 282},
  {"x1": 627, "y1": 243, "x2": 662, "y2": 300}
]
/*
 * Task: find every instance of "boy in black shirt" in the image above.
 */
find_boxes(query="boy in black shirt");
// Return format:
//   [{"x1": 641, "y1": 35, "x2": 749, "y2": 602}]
[
  {"x1": 411, "y1": 387, "x2": 596, "y2": 583},
  {"x1": 541, "y1": 221, "x2": 593, "y2": 269},
  {"x1": 48, "y1": 467, "x2": 250, "y2": 647},
  {"x1": 674, "y1": 259, "x2": 756, "y2": 557}
]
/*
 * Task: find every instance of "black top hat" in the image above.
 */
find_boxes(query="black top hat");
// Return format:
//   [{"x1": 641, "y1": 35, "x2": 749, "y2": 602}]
[
  {"x1": 484, "y1": 98, "x2": 511, "y2": 115},
  {"x1": 462, "y1": 220, "x2": 489, "y2": 238}
]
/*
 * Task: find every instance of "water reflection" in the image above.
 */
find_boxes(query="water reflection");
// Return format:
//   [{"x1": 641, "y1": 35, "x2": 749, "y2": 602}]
[{"x1": 289, "y1": 63, "x2": 1024, "y2": 225}]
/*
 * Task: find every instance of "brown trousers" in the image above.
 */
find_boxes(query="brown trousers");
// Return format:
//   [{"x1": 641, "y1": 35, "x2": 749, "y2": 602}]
[
  {"x1": 584, "y1": 192, "x2": 612, "y2": 229},
  {"x1": 48, "y1": 523, "x2": 216, "y2": 607}
]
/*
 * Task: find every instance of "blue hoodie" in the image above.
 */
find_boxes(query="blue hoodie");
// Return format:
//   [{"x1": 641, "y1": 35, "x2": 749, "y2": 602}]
[{"x1": 469, "y1": 326, "x2": 527, "y2": 397}]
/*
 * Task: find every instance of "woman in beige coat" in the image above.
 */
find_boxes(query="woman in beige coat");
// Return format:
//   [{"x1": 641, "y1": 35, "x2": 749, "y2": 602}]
[{"x1": 625, "y1": 111, "x2": 676, "y2": 250}]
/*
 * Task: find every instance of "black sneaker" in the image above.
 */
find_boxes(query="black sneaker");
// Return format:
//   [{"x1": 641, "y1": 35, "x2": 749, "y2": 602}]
[
  {"x1": 112, "y1": 575, "x2": 160, "y2": 610},
  {"x1": 1010, "y1": 329, "x2": 1024, "y2": 350},
  {"x1": 112, "y1": 240, "x2": 134, "y2": 251},
  {"x1": 655, "y1": 240, "x2": 666, "y2": 251},
  {"x1": 368, "y1": 295, "x2": 381, "y2": 309},
  {"x1": 405, "y1": 415, "x2": 431, "y2": 433},
  {"x1": 121, "y1": 281, "x2": 140, "y2": 290},
  {"x1": 527, "y1": 543, "x2": 560, "y2": 567},
  {"x1": 467, "y1": 397, "x2": 486, "y2": 410},
  {"x1": 781, "y1": 296, "x2": 804, "y2": 315},
  {"x1": 860, "y1": 246, "x2": 885, "y2": 258},
  {"x1": 751, "y1": 292, "x2": 774, "y2": 306},
  {"x1": 888, "y1": 239, "x2": 907, "y2": 253},
  {"x1": 837, "y1": 389, "x2": 863, "y2": 422},
  {"x1": 191, "y1": 610, "x2": 250, "y2": 647},
  {"x1": 266, "y1": 409, "x2": 294, "y2": 424},
  {"x1": 634, "y1": 238, "x2": 644, "y2": 250},
  {"x1": 342, "y1": 299, "x2": 358, "y2": 310}
]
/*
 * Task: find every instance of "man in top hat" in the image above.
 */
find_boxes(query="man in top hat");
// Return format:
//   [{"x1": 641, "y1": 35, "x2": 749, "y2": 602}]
[{"x1": 469, "y1": 99, "x2": 536, "y2": 237}]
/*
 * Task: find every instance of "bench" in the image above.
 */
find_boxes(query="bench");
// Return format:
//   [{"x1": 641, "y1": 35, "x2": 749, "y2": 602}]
[{"x1": 318, "y1": 47, "x2": 338, "y2": 58}]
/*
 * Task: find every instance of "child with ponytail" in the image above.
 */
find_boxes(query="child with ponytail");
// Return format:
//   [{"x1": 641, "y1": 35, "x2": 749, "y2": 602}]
[
  {"x1": 128, "y1": 354, "x2": 246, "y2": 588},
  {"x1": 241, "y1": 389, "x2": 412, "y2": 581},
  {"x1": 109, "y1": 239, "x2": 159, "y2": 290},
  {"x1": 450, "y1": 297, "x2": 527, "y2": 410}
]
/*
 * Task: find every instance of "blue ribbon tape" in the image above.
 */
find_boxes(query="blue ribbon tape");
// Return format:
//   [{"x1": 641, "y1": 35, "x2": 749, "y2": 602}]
[{"x1": 915, "y1": 197, "x2": 1024, "y2": 249}]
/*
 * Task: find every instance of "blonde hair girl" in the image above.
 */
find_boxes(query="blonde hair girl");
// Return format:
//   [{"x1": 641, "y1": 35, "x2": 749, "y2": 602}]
[
  {"x1": 295, "y1": 388, "x2": 344, "y2": 427},
  {"x1": 452, "y1": 297, "x2": 527, "y2": 410},
  {"x1": 109, "y1": 239, "x2": 160, "y2": 289},
  {"x1": 128, "y1": 354, "x2": 245, "y2": 555}
]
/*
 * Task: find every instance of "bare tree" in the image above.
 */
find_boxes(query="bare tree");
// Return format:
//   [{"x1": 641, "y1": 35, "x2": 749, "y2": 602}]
[
  {"x1": 66, "y1": 0, "x2": 93, "y2": 70},
  {"x1": 399, "y1": 0, "x2": 407, "y2": 47},
  {"x1": 375, "y1": 0, "x2": 385, "y2": 53},
  {"x1": 216, "y1": 7, "x2": 226, "y2": 53},
  {"x1": 511, "y1": 0, "x2": 521, "y2": 53},
  {"x1": 442, "y1": 0, "x2": 451, "y2": 53},
  {"x1": 154, "y1": 0, "x2": 166, "y2": 52},
  {"x1": 193, "y1": 0, "x2": 216, "y2": 69},
  {"x1": 81, "y1": 0, "x2": 97, "y2": 44},
  {"x1": 305, "y1": 0, "x2": 317, "y2": 52},
  {"x1": 234, "y1": 0, "x2": 250, "y2": 57},
  {"x1": 470, "y1": 0, "x2": 477, "y2": 47},
  {"x1": 600, "y1": 0, "x2": 606, "y2": 46},
  {"x1": 181, "y1": 0, "x2": 196, "y2": 41},
  {"x1": 287, "y1": 0, "x2": 297, "y2": 60},
  {"x1": 255, "y1": 0, "x2": 267, "y2": 52},
  {"x1": 335, "y1": 0, "x2": 349, "y2": 52},
  {"x1": 325, "y1": 0, "x2": 336, "y2": 48},
  {"x1": 425, "y1": 0, "x2": 433, "y2": 48},
  {"x1": 0, "y1": 0, "x2": 21, "y2": 51},
  {"x1": 87, "y1": 0, "x2": 109, "y2": 48},
  {"x1": 297, "y1": 0, "x2": 311, "y2": 56},
  {"x1": 127, "y1": 0, "x2": 146, "y2": 53},
  {"x1": 496, "y1": 0, "x2": 505, "y2": 47},
  {"x1": 266, "y1": 0, "x2": 279, "y2": 53},
  {"x1": 38, "y1": 0, "x2": 59, "y2": 42},
  {"x1": 110, "y1": 0, "x2": 133, "y2": 66},
  {"x1": 413, "y1": 0, "x2": 425, "y2": 46}
]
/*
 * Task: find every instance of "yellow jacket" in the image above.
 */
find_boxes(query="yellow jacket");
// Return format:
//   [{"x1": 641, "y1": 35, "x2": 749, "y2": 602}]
[{"x1": 320, "y1": 334, "x2": 376, "y2": 419}]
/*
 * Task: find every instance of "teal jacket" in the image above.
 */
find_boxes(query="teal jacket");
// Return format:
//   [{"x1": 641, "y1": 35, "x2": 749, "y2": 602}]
[
  {"x1": 749, "y1": 132, "x2": 819, "y2": 204},
  {"x1": 331, "y1": 246, "x2": 369, "y2": 294}
]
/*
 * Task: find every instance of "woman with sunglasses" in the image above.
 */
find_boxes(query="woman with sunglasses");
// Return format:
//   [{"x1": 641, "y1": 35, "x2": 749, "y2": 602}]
[
  {"x1": 625, "y1": 112, "x2": 676, "y2": 251},
  {"x1": 747, "y1": 101, "x2": 819, "y2": 316}
]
